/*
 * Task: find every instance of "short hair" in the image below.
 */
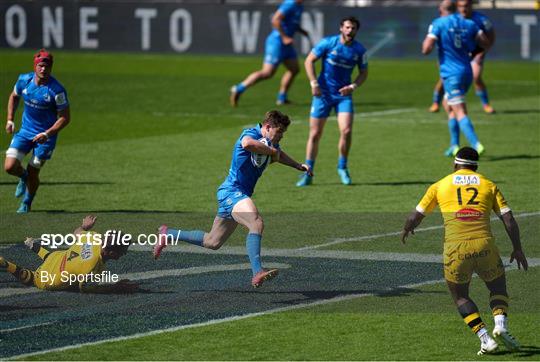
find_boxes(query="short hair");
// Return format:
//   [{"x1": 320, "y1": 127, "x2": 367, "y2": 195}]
[
  {"x1": 103, "y1": 230, "x2": 131, "y2": 254},
  {"x1": 441, "y1": 0, "x2": 457, "y2": 13},
  {"x1": 455, "y1": 147, "x2": 479, "y2": 170},
  {"x1": 262, "y1": 110, "x2": 291, "y2": 130},
  {"x1": 340, "y1": 16, "x2": 360, "y2": 29}
]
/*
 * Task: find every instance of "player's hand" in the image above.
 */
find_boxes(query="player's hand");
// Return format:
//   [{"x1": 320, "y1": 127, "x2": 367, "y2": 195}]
[
  {"x1": 271, "y1": 147, "x2": 280, "y2": 163},
  {"x1": 510, "y1": 249, "x2": 528, "y2": 271},
  {"x1": 281, "y1": 35, "x2": 294, "y2": 45},
  {"x1": 400, "y1": 228, "x2": 414, "y2": 244},
  {"x1": 311, "y1": 85, "x2": 321, "y2": 97},
  {"x1": 6, "y1": 121, "x2": 15, "y2": 134},
  {"x1": 82, "y1": 215, "x2": 97, "y2": 230},
  {"x1": 115, "y1": 279, "x2": 139, "y2": 293},
  {"x1": 298, "y1": 164, "x2": 313, "y2": 176},
  {"x1": 32, "y1": 132, "x2": 49, "y2": 144},
  {"x1": 339, "y1": 84, "x2": 356, "y2": 96}
]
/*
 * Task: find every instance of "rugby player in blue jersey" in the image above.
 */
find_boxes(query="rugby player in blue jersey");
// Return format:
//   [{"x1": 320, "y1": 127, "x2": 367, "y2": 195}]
[
  {"x1": 154, "y1": 110, "x2": 311, "y2": 288},
  {"x1": 423, "y1": 0, "x2": 490, "y2": 157},
  {"x1": 4, "y1": 49, "x2": 70, "y2": 213},
  {"x1": 429, "y1": 0, "x2": 496, "y2": 114},
  {"x1": 297, "y1": 16, "x2": 368, "y2": 187},
  {"x1": 230, "y1": 0, "x2": 309, "y2": 107}
]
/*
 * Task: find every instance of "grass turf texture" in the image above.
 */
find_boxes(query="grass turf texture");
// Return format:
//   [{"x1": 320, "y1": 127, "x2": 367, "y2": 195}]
[{"x1": 0, "y1": 50, "x2": 539, "y2": 360}]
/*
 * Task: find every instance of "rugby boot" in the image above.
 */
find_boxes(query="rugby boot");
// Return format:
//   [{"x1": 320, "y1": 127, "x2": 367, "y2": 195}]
[
  {"x1": 153, "y1": 225, "x2": 168, "y2": 260},
  {"x1": 337, "y1": 168, "x2": 352, "y2": 185},
  {"x1": 251, "y1": 268, "x2": 278, "y2": 288}
]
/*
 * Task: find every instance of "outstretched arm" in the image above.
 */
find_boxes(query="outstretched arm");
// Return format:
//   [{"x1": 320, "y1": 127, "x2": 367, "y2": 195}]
[
  {"x1": 401, "y1": 210, "x2": 425, "y2": 244},
  {"x1": 500, "y1": 212, "x2": 528, "y2": 270},
  {"x1": 278, "y1": 150, "x2": 313, "y2": 175},
  {"x1": 74, "y1": 215, "x2": 97, "y2": 235},
  {"x1": 6, "y1": 91, "x2": 20, "y2": 134},
  {"x1": 241, "y1": 136, "x2": 279, "y2": 157}
]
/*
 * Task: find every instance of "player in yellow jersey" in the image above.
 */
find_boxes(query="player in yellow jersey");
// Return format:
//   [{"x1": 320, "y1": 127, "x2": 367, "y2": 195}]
[
  {"x1": 0, "y1": 215, "x2": 137, "y2": 293},
  {"x1": 401, "y1": 147, "x2": 528, "y2": 355}
]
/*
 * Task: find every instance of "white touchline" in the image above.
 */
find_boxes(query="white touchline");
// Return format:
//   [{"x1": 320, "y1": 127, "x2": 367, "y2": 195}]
[
  {"x1": 0, "y1": 321, "x2": 57, "y2": 334},
  {"x1": 299, "y1": 211, "x2": 540, "y2": 250}
]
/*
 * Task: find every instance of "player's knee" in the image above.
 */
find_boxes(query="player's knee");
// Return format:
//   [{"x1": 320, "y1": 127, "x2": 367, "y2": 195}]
[
  {"x1": 204, "y1": 235, "x2": 223, "y2": 250},
  {"x1": 259, "y1": 69, "x2": 274, "y2": 79},
  {"x1": 341, "y1": 127, "x2": 352, "y2": 138},
  {"x1": 309, "y1": 129, "x2": 323, "y2": 142},
  {"x1": 250, "y1": 216, "x2": 264, "y2": 234}
]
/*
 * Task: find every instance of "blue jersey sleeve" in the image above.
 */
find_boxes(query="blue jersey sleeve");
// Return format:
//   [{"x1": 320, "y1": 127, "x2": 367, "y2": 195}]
[
  {"x1": 312, "y1": 37, "x2": 331, "y2": 58},
  {"x1": 474, "y1": 12, "x2": 493, "y2": 32},
  {"x1": 13, "y1": 73, "x2": 30, "y2": 96},
  {"x1": 52, "y1": 86, "x2": 69, "y2": 111},
  {"x1": 428, "y1": 19, "x2": 441, "y2": 40},
  {"x1": 358, "y1": 49, "x2": 368, "y2": 70},
  {"x1": 239, "y1": 128, "x2": 259, "y2": 142}
]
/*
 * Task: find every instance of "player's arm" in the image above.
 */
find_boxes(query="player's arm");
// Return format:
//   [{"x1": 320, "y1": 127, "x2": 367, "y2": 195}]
[
  {"x1": 241, "y1": 136, "x2": 279, "y2": 157},
  {"x1": 339, "y1": 67, "x2": 368, "y2": 96},
  {"x1": 33, "y1": 107, "x2": 70, "y2": 144},
  {"x1": 475, "y1": 31, "x2": 491, "y2": 52},
  {"x1": 80, "y1": 279, "x2": 138, "y2": 294},
  {"x1": 271, "y1": 10, "x2": 293, "y2": 46},
  {"x1": 6, "y1": 91, "x2": 20, "y2": 134},
  {"x1": 277, "y1": 150, "x2": 313, "y2": 175},
  {"x1": 422, "y1": 36, "x2": 436, "y2": 55},
  {"x1": 305, "y1": 51, "x2": 321, "y2": 96},
  {"x1": 74, "y1": 215, "x2": 97, "y2": 235},
  {"x1": 499, "y1": 212, "x2": 528, "y2": 271},
  {"x1": 401, "y1": 210, "x2": 425, "y2": 244}
]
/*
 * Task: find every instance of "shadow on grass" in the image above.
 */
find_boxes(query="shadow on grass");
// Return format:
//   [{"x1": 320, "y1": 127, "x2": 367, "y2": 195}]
[
  {"x1": 311, "y1": 180, "x2": 435, "y2": 187},
  {"x1": 496, "y1": 109, "x2": 540, "y2": 115},
  {"x1": 483, "y1": 154, "x2": 540, "y2": 162},
  {"x1": 490, "y1": 345, "x2": 540, "y2": 357},
  {"x1": 30, "y1": 210, "x2": 187, "y2": 214}
]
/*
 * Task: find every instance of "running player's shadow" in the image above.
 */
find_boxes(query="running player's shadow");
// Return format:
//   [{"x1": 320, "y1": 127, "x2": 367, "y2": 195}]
[
  {"x1": 483, "y1": 154, "x2": 540, "y2": 162},
  {"x1": 0, "y1": 181, "x2": 114, "y2": 186},
  {"x1": 0, "y1": 305, "x2": 58, "y2": 312},
  {"x1": 490, "y1": 345, "x2": 540, "y2": 357},
  {"x1": 374, "y1": 287, "x2": 446, "y2": 298},
  {"x1": 497, "y1": 109, "x2": 540, "y2": 115}
]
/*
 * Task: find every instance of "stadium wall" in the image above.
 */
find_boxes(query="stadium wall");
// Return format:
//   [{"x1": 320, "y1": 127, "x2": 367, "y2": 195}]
[{"x1": 1, "y1": 1, "x2": 538, "y2": 61}]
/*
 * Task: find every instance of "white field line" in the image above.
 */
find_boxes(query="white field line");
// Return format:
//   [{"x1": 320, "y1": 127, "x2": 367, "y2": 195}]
[
  {"x1": 0, "y1": 321, "x2": 57, "y2": 334},
  {"x1": 298, "y1": 211, "x2": 540, "y2": 250},
  {"x1": 366, "y1": 31, "x2": 396, "y2": 58},
  {"x1": 2, "y1": 277, "x2": 444, "y2": 360},
  {"x1": 0, "y1": 262, "x2": 289, "y2": 299}
]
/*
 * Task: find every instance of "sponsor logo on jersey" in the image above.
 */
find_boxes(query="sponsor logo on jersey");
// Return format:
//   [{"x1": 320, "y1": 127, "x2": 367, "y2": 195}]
[
  {"x1": 453, "y1": 175, "x2": 480, "y2": 185},
  {"x1": 43, "y1": 93, "x2": 51, "y2": 102},
  {"x1": 458, "y1": 249, "x2": 490, "y2": 260},
  {"x1": 81, "y1": 243, "x2": 93, "y2": 260},
  {"x1": 455, "y1": 208, "x2": 483, "y2": 221},
  {"x1": 55, "y1": 92, "x2": 67, "y2": 106}
]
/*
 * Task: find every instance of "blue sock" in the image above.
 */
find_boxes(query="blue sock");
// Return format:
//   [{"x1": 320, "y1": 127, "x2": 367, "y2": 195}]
[
  {"x1": 167, "y1": 228, "x2": 204, "y2": 247},
  {"x1": 458, "y1": 116, "x2": 480, "y2": 147},
  {"x1": 22, "y1": 191, "x2": 35, "y2": 205},
  {"x1": 338, "y1": 156, "x2": 347, "y2": 170},
  {"x1": 475, "y1": 89, "x2": 490, "y2": 106},
  {"x1": 235, "y1": 83, "x2": 246, "y2": 94},
  {"x1": 306, "y1": 159, "x2": 315, "y2": 172},
  {"x1": 448, "y1": 118, "x2": 460, "y2": 146},
  {"x1": 246, "y1": 233, "x2": 262, "y2": 276},
  {"x1": 277, "y1": 92, "x2": 287, "y2": 102},
  {"x1": 433, "y1": 90, "x2": 442, "y2": 104}
]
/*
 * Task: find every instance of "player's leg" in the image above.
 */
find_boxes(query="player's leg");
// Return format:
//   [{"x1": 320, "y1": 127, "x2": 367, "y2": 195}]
[
  {"x1": 18, "y1": 162, "x2": 44, "y2": 214},
  {"x1": 444, "y1": 241, "x2": 497, "y2": 355},
  {"x1": 446, "y1": 74, "x2": 484, "y2": 155},
  {"x1": 5, "y1": 136, "x2": 31, "y2": 199},
  {"x1": 429, "y1": 78, "x2": 444, "y2": 112},
  {"x1": 276, "y1": 48, "x2": 300, "y2": 105},
  {"x1": 472, "y1": 55, "x2": 494, "y2": 114},
  {"x1": 230, "y1": 35, "x2": 280, "y2": 107},
  {"x1": 443, "y1": 97, "x2": 460, "y2": 157},
  {"x1": 336, "y1": 110, "x2": 354, "y2": 185},
  {"x1": 297, "y1": 96, "x2": 331, "y2": 187},
  {"x1": 231, "y1": 197, "x2": 277, "y2": 287},
  {"x1": 0, "y1": 256, "x2": 35, "y2": 286}
]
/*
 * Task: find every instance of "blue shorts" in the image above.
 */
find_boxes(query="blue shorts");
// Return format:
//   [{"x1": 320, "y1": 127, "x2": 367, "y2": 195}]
[
  {"x1": 310, "y1": 93, "x2": 354, "y2": 119},
  {"x1": 216, "y1": 187, "x2": 249, "y2": 219},
  {"x1": 443, "y1": 73, "x2": 472, "y2": 106},
  {"x1": 263, "y1": 34, "x2": 297, "y2": 66},
  {"x1": 8, "y1": 130, "x2": 57, "y2": 160}
]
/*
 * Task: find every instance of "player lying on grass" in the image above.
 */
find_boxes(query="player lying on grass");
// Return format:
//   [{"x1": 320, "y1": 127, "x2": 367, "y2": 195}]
[
  {"x1": 154, "y1": 110, "x2": 312, "y2": 288},
  {"x1": 401, "y1": 147, "x2": 528, "y2": 355},
  {"x1": 0, "y1": 215, "x2": 138, "y2": 293}
]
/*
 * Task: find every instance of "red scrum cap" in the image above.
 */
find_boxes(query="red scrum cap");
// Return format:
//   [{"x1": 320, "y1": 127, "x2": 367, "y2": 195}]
[{"x1": 34, "y1": 49, "x2": 53, "y2": 67}]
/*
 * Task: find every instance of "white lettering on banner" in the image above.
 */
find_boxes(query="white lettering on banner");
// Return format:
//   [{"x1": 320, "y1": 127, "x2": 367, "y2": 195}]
[
  {"x1": 43, "y1": 7, "x2": 63, "y2": 48},
  {"x1": 514, "y1": 15, "x2": 538, "y2": 59},
  {"x1": 170, "y1": 9, "x2": 192, "y2": 52},
  {"x1": 135, "y1": 8, "x2": 157, "y2": 51},
  {"x1": 301, "y1": 11, "x2": 324, "y2": 54},
  {"x1": 80, "y1": 7, "x2": 99, "y2": 49},
  {"x1": 5, "y1": 5, "x2": 26, "y2": 48},
  {"x1": 228, "y1": 10, "x2": 261, "y2": 53}
]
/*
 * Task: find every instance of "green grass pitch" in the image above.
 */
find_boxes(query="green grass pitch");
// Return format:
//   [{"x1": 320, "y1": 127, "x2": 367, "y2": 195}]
[{"x1": 0, "y1": 50, "x2": 539, "y2": 360}]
